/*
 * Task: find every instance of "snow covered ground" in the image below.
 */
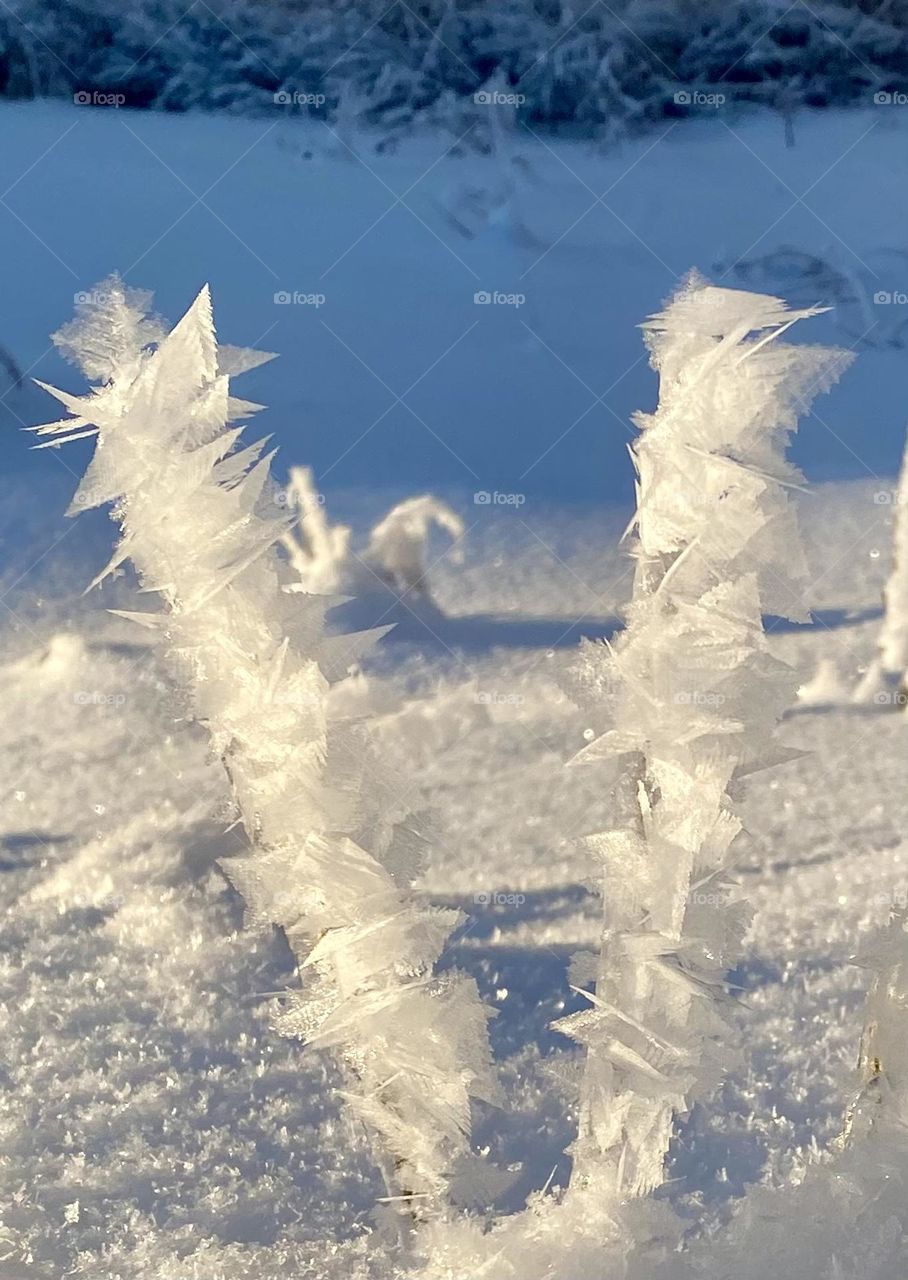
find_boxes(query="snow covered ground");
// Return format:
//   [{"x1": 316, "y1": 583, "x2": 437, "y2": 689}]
[
  {"x1": 2, "y1": 477, "x2": 906, "y2": 1278},
  {"x1": 2, "y1": 98, "x2": 908, "y2": 1277}
]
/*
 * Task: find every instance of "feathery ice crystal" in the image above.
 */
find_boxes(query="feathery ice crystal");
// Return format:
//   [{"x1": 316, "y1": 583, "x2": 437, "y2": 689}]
[
  {"x1": 557, "y1": 279, "x2": 853, "y2": 1207},
  {"x1": 35, "y1": 277, "x2": 498, "y2": 1218},
  {"x1": 855, "y1": 426, "x2": 908, "y2": 706},
  {"x1": 280, "y1": 464, "x2": 464, "y2": 601}
]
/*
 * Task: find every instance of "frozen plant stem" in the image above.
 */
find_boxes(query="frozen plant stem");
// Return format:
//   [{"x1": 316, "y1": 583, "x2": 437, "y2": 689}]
[
  {"x1": 839, "y1": 907, "x2": 908, "y2": 1149},
  {"x1": 557, "y1": 280, "x2": 852, "y2": 1205},
  {"x1": 35, "y1": 279, "x2": 497, "y2": 1224},
  {"x1": 279, "y1": 465, "x2": 351, "y2": 594},
  {"x1": 855, "y1": 426, "x2": 908, "y2": 705},
  {"x1": 280, "y1": 469, "x2": 465, "y2": 602}
]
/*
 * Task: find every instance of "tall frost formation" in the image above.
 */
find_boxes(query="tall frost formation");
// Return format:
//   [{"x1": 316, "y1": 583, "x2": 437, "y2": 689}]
[
  {"x1": 35, "y1": 279, "x2": 497, "y2": 1212},
  {"x1": 855, "y1": 427, "x2": 908, "y2": 705},
  {"x1": 558, "y1": 281, "x2": 852, "y2": 1203}
]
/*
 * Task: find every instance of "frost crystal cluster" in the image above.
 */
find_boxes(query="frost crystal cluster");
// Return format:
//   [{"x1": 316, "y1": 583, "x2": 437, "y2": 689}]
[
  {"x1": 280, "y1": 464, "x2": 465, "y2": 602},
  {"x1": 840, "y1": 906, "x2": 908, "y2": 1153},
  {"x1": 856, "y1": 427, "x2": 908, "y2": 704},
  {"x1": 35, "y1": 278, "x2": 497, "y2": 1216},
  {"x1": 558, "y1": 280, "x2": 852, "y2": 1206}
]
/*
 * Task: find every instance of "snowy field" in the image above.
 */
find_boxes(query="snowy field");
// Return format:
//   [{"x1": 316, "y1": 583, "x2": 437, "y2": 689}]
[
  {"x1": 3, "y1": 98, "x2": 908, "y2": 1278},
  {"x1": 4, "y1": 98, "x2": 908, "y2": 503}
]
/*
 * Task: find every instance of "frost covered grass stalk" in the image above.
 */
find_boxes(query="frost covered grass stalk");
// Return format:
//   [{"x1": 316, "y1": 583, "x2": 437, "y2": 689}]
[
  {"x1": 707, "y1": 908, "x2": 908, "y2": 1280},
  {"x1": 35, "y1": 279, "x2": 498, "y2": 1223},
  {"x1": 556, "y1": 280, "x2": 852, "y2": 1210},
  {"x1": 855, "y1": 428, "x2": 908, "y2": 705},
  {"x1": 840, "y1": 908, "x2": 908, "y2": 1147},
  {"x1": 280, "y1": 466, "x2": 465, "y2": 603},
  {"x1": 362, "y1": 495, "x2": 464, "y2": 598},
  {"x1": 279, "y1": 465, "x2": 351, "y2": 594}
]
